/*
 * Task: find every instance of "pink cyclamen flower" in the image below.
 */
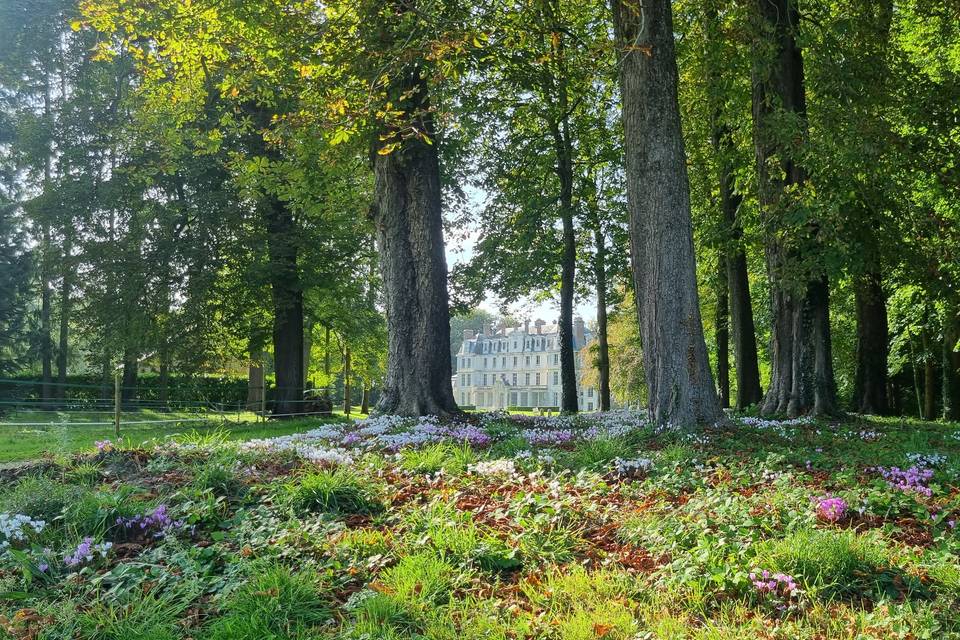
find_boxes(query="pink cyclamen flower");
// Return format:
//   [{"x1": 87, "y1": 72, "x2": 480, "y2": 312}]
[{"x1": 815, "y1": 496, "x2": 847, "y2": 523}]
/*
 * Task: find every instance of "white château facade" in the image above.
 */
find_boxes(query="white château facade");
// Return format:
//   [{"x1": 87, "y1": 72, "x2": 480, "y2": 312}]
[{"x1": 452, "y1": 318, "x2": 600, "y2": 411}]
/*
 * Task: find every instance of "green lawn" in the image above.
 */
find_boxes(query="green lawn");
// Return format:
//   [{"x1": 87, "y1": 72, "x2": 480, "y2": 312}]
[{"x1": 0, "y1": 409, "x2": 352, "y2": 463}]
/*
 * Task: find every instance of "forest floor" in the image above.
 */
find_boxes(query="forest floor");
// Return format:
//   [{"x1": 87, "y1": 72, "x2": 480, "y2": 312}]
[{"x1": 0, "y1": 410, "x2": 958, "y2": 639}]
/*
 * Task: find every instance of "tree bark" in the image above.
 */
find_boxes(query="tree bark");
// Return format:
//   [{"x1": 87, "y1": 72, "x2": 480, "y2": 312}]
[
  {"x1": 751, "y1": 0, "x2": 837, "y2": 416},
  {"x1": 158, "y1": 341, "x2": 170, "y2": 409},
  {"x1": 121, "y1": 348, "x2": 137, "y2": 406},
  {"x1": 370, "y1": 16, "x2": 458, "y2": 418},
  {"x1": 361, "y1": 384, "x2": 371, "y2": 414},
  {"x1": 610, "y1": 0, "x2": 722, "y2": 428},
  {"x1": 593, "y1": 226, "x2": 611, "y2": 411},
  {"x1": 922, "y1": 328, "x2": 936, "y2": 420},
  {"x1": 343, "y1": 341, "x2": 352, "y2": 416},
  {"x1": 853, "y1": 271, "x2": 889, "y2": 414},
  {"x1": 55, "y1": 231, "x2": 72, "y2": 404},
  {"x1": 715, "y1": 255, "x2": 730, "y2": 408},
  {"x1": 943, "y1": 302, "x2": 960, "y2": 421},
  {"x1": 264, "y1": 191, "x2": 304, "y2": 417},
  {"x1": 544, "y1": 3, "x2": 579, "y2": 415},
  {"x1": 323, "y1": 324, "x2": 331, "y2": 401},
  {"x1": 246, "y1": 343, "x2": 265, "y2": 411}
]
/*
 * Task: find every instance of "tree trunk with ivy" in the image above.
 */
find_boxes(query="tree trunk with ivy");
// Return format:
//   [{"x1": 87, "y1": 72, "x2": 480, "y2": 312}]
[{"x1": 751, "y1": 0, "x2": 837, "y2": 416}]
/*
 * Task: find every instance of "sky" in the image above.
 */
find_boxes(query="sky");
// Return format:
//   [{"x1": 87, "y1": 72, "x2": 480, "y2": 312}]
[{"x1": 444, "y1": 221, "x2": 598, "y2": 327}]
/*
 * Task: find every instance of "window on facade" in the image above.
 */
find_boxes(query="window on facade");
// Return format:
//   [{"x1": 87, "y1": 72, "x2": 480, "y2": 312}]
[
  {"x1": 483, "y1": 357, "x2": 487, "y2": 367},
  {"x1": 525, "y1": 373, "x2": 530, "y2": 385},
  {"x1": 535, "y1": 373, "x2": 540, "y2": 385},
  {"x1": 513, "y1": 356, "x2": 518, "y2": 366},
  {"x1": 512, "y1": 373, "x2": 517, "y2": 384},
  {"x1": 553, "y1": 371, "x2": 558, "y2": 385},
  {"x1": 525, "y1": 356, "x2": 530, "y2": 366},
  {"x1": 483, "y1": 374, "x2": 487, "y2": 386},
  {"x1": 466, "y1": 374, "x2": 471, "y2": 386},
  {"x1": 535, "y1": 355, "x2": 540, "y2": 366},
  {"x1": 502, "y1": 357, "x2": 506, "y2": 367},
  {"x1": 553, "y1": 354, "x2": 558, "y2": 365},
  {"x1": 588, "y1": 402, "x2": 593, "y2": 411},
  {"x1": 588, "y1": 388, "x2": 594, "y2": 398}
]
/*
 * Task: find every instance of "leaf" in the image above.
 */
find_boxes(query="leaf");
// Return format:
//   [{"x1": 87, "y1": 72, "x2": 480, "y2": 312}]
[{"x1": 70, "y1": 20, "x2": 83, "y2": 31}]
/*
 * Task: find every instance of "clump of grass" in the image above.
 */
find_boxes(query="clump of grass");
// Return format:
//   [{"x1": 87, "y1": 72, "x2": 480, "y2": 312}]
[
  {"x1": 192, "y1": 458, "x2": 244, "y2": 497},
  {"x1": 377, "y1": 553, "x2": 458, "y2": 606},
  {"x1": 349, "y1": 592, "x2": 419, "y2": 639},
  {"x1": 65, "y1": 461, "x2": 103, "y2": 485},
  {"x1": 756, "y1": 529, "x2": 925, "y2": 601},
  {"x1": 202, "y1": 563, "x2": 332, "y2": 640},
  {"x1": 62, "y1": 484, "x2": 151, "y2": 538},
  {"x1": 0, "y1": 474, "x2": 88, "y2": 522},
  {"x1": 73, "y1": 586, "x2": 197, "y2": 640},
  {"x1": 560, "y1": 437, "x2": 631, "y2": 469},
  {"x1": 399, "y1": 442, "x2": 474, "y2": 475},
  {"x1": 404, "y1": 501, "x2": 520, "y2": 571},
  {"x1": 287, "y1": 469, "x2": 382, "y2": 515},
  {"x1": 520, "y1": 566, "x2": 638, "y2": 639}
]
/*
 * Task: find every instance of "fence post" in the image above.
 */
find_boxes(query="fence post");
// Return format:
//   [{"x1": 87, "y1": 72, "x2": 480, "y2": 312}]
[{"x1": 114, "y1": 371, "x2": 121, "y2": 439}]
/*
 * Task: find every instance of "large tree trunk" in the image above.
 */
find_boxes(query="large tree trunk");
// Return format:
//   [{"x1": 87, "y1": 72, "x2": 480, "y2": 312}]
[
  {"x1": 121, "y1": 348, "x2": 138, "y2": 406},
  {"x1": 264, "y1": 191, "x2": 304, "y2": 417},
  {"x1": 158, "y1": 341, "x2": 170, "y2": 409},
  {"x1": 361, "y1": 384, "x2": 371, "y2": 415},
  {"x1": 943, "y1": 302, "x2": 960, "y2": 421},
  {"x1": 593, "y1": 226, "x2": 611, "y2": 411},
  {"x1": 715, "y1": 255, "x2": 730, "y2": 408},
  {"x1": 323, "y1": 325, "x2": 331, "y2": 401},
  {"x1": 246, "y1": 343, "x2": 265, "y2": 411},
  {"x1": 343, "y1": 341, "x2": 352, "y2": 416},
  {"x1": 922, "y1": 328, "x2": 936, "y2": 420},
  {"x1": 751, "y1": 0, "x2": 837, "y2": 416},
  {"x1": 370, "y1": 41, "x2": 458, "y2": 418},
  {"x1": 544, "y1": 7, "x2": 579, "y2": 415},
  {"x1": 55, "y1": 231, "x2": 72, "y2": 404},
  {"x1": 702, "y1": 3, "x2": 763, "y2": 410},
  {"x1": 40, "y1": 229, "x2": 53, "y2": 403},
  {"x1": 610, "y1": 0, "x2": 722, "y2": 428},
  {"x1": 853, "y1": 271, "x2": 889, "y2": 414}
]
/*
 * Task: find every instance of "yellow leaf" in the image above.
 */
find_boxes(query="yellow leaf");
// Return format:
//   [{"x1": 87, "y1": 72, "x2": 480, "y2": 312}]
[{"x1": 70, "y1": 20, "x2": 82, "y2": 31}]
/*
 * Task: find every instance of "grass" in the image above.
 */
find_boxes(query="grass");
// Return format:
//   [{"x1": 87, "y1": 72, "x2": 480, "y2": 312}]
[
  {"x1": 1, "y1": 411, "x2": 958, "y2": 639},
  {"x1": 0, "y1": 410, "x2": 350, "y2": 463}
]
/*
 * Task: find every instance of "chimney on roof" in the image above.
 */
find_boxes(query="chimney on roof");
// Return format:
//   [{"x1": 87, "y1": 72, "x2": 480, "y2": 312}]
[
  {"x1": 574, "y1": 317, "x2": 585, "y2": 346},
  {"x1": 463, "y1": 329, "x2": 475, "y2": 341},
  {"x1": 524, "y1": 319, "x2": 530, "y2": 334},
  {"x1": 482, "y1": 321, "x2": 491, "y2": 336},
  {"x1": 535, "y1": 319, "x2": 545, "y2": 335}
]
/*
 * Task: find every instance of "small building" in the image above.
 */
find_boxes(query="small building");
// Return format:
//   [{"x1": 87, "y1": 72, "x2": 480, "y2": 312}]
[{"x1": 452, "y1": 317, "x2": 600, "y2": 411}]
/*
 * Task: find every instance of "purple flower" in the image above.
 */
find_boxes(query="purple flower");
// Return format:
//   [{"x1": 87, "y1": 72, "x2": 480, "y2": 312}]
[
  {"x1": 116, "y1": 504, "x2": 185, "y2": 539},
  {"x1": 750, "y1": 569, "x2": 798, "y2": 597},
  {"x1": 815, "y1": 496, "x2": 848, "y2": 523},
  {"x1": 94, "y1": 439, "x2": 114, "y2": 453},
  {"x1": 64, "y1": 537, "x2": 112, "y2": 567}
]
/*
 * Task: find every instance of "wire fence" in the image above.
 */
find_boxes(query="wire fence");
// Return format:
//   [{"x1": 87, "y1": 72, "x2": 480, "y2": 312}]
[{"x1": 0, "y1": 378, "x2": 340, "y2": 435}]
